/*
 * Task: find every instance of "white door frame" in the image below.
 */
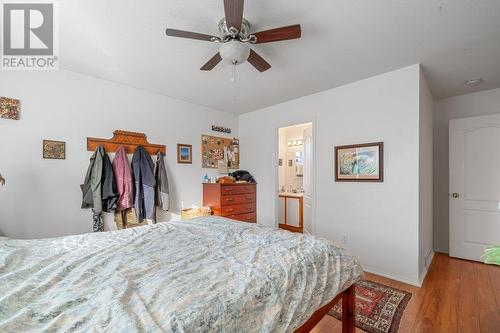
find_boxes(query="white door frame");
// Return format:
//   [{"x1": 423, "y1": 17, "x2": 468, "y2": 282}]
[{"x1": 273, "y1": 118, "x2": 317, "y2": 235}]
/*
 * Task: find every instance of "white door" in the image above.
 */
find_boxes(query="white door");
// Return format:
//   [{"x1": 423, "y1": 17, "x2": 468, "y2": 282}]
[
  {"x1": 450, "y1": 114, "x2": 500, "y2": 261},
  {"x1": 303, "y1": 125, "x2": 314, "y2": 234}
]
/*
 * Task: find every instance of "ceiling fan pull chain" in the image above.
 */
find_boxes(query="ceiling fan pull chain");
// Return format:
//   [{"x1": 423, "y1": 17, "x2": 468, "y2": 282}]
[
  {"x1": 233, "y1": 67, "x2": 237, "y2": 104},
  {"x1": 230, "y1": 61, "x2": 237, "y2": 82}
]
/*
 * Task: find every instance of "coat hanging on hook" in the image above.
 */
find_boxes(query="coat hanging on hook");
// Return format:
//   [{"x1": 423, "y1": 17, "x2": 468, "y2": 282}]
[
  {"x1": 131, "y1": 146, "x2": 155, "y2": 222},
  {"x1": 155, "y1": 151, "x2": 170, "y2": 211},
  {"x1": 113, "y1": 145, "x2": 134, "y2": 211},
  {"x1": 81, "y1": 145, "x2": 118, "y2": 232}
]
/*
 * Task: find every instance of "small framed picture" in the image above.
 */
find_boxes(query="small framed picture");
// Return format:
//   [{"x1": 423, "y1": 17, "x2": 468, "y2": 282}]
[
  {"x1": 43, "y1": 140, "x2": 66, "y2": 160},
  {"x1": 0, "y1": 97, "x2": 20, "y2": 120},
  {"x1": 177, "y1": 144, "x2": 192, "y2": 164},
  {"x1": 334, "y1": 142, "x2": 383, "y2": 182}
]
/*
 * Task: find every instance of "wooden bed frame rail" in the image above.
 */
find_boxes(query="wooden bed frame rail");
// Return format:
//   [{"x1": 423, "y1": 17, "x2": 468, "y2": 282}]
[{"x1": 294, "y1": 285, "x2": 355, "y2": 333}]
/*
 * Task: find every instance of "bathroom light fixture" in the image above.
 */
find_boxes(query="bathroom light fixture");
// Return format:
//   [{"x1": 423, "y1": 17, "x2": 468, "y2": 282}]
[
  {"x1": 465, "y1": 78, "x2": 483, "y2": 86},
  {"x1": 288, "y1": 139, "x2": 304, "y2": 147}
]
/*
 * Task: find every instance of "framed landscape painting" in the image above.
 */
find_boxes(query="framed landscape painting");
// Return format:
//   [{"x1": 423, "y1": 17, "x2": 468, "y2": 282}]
[
  {"x1": 177, "y1": 144, "x2": 192, "y2": 164},
  {"x1": 334, "y1": 142, "x2": 383, "y2": 182}
]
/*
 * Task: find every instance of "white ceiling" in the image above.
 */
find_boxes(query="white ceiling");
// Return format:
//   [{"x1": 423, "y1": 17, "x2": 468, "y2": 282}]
[{"x1": 60, "y1": 0, "x2": 500, "y2": 114}]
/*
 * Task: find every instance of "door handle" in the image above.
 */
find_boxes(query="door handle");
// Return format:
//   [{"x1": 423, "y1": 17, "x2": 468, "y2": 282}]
[{"x1": 452, "y1": 193, "x2": 460, "y2": 198}]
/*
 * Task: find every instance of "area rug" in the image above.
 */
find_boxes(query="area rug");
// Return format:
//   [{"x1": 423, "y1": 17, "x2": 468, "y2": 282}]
[{"x1": 328, "y1": 280, "x2": 412, "y2": 333}]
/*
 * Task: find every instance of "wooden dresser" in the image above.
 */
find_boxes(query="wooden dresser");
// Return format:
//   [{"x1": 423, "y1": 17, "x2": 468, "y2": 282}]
[{"x1": 203, "y1": 183, "x2": 256, "y2": 223}]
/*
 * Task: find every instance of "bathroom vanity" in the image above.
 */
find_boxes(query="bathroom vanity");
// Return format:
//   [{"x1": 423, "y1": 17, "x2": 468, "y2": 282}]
[{"x1": 278, "y1": 192, "x2": 303, "y2": 233}]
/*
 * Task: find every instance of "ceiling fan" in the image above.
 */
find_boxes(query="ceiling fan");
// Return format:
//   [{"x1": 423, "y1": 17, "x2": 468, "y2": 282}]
[{"x1": 165, "y1": 0, "x2": 301, "y2": 72}]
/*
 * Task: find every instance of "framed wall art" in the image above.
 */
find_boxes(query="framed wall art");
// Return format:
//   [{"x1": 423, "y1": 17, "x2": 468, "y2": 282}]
[
  {"x1": 211, "y1": 125, "x2": 231, "y2": 134},
  {"x1": 201, "y1": 135, "x2": 239, "y2": 169},
  {"x1": 334, "y1": 142, "x2": 383, "y2": 182},
  {"x1": 43, "y1": 140, "x2": 66, "y2": 159},
  {"x1": 0, "y1": 97, "x2": 20, "y2": 120},
  {"x1": 177, "y1": 144, "x2": 192, "y2": 164}
]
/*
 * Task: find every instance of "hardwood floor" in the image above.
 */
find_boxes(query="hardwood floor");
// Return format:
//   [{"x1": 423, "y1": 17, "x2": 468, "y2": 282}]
[{"x1": 311, "y1": 253, "x2": 500, "y2": 333}]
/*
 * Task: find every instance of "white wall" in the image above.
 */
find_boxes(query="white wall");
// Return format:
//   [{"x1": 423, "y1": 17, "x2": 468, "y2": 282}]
[
  {"x1": 0, "y1": 70, "x2": 238, "y2": 239},
  {"x1": 418, "y1": 69, "x2": 434, "y2": 283},
  {"x1": 433, "y1": 88, "x2": 500, "y2": 253},
  {"x1": 240, "y1": 64, "x2": 429, "y2": 285}
]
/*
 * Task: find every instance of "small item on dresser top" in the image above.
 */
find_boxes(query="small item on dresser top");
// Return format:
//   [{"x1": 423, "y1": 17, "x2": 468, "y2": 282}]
[
  {"x1": 217, "y1": 176, "x2": 235, "y2": 184},
  {"x1": 229, "y1": 170, "x2": 256, "y2": 183},
  {"x1": 131, "y1": 146, "x2": 156, "y2": 222},
  {"x1": 155, "y1": 151, "x2": 170, "y2": 211},
  {"x1": 203, "y1": 174, "x2": 210, "y2": 183}
]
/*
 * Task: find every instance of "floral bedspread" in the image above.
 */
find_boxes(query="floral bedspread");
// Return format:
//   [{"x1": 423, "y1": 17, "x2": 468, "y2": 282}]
[{"x1": 0, "y1": 217, "x2": 363, "y2": 332}]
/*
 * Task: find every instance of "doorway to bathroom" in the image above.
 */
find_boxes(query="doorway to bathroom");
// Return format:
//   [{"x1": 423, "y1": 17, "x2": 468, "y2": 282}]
[{"x1": 277, "y1": 122, "x2": 314, "y2": 234}]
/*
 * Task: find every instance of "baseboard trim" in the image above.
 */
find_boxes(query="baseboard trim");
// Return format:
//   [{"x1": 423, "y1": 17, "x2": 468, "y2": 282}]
[
  {"x1": 419, "y1": 251, "x2": 435, "y2": 286},
  {"x1": 362, "y1": 265, "x2": 422, "y2": 287}
]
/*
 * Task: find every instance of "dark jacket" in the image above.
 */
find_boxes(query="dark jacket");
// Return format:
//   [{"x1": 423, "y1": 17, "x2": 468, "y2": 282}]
[
  {"x1": 82, "y1": 145, "x2": 119, "y2": 231},
  {"x1": 132, "y1": 146, "x2": 156, "y2": 221},
  {"x1": 82, "y1": 146, "x2": 104, "y2": 213},
  {"x1": 101, "y1": 152, "x2": 118, "y2": 212},
  {"x1": 155, "y1": 151, "x2": 170, "y2": 211}
]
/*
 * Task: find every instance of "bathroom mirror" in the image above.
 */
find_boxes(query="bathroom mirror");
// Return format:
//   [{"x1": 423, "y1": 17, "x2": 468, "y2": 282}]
[
  {"x1": 295, "y1": 151, "x2": 304, "y2": 177},
  {"x1": 295, "y1": 151, "x2": 304, "y2": 166}
]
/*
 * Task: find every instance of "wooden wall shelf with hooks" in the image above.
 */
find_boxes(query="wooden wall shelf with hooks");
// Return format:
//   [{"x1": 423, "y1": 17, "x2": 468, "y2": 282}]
[{"x1": 87, "y1": 130, "x2": 166, "y2": 155}]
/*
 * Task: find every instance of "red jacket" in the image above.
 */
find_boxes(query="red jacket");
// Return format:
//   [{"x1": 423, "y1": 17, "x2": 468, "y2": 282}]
[{"x1": 112, "y1": 146, "x2": 134, "y2": 210}]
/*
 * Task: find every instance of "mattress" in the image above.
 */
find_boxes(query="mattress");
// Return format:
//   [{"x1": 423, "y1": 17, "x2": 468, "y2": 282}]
[{"x1": 0, "y1": 216, "x2": 362, "y2": 332}]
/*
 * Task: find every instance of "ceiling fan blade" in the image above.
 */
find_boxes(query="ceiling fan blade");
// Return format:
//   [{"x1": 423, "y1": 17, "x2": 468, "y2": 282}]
[
  {"x1": 247, "y1": 49, "x2": 271, "y2": 72},
  {"x1": 253, "y1": 24, "x2": 301, "y2": 44},
  {"x1": 166, "y1": 28, "x2": 218, "y2": 42},
  {"x1": 200, "y1": 53, "x2": 223, "y2": 71},
  {"x1": 224, "y1": 0, "x2": 244, "y2": 31}
]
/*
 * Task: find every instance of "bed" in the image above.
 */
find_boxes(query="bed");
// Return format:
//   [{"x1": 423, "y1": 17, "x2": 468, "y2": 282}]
[{"x1": 0, "y1": 216, "x2": 363, "y2": 332}]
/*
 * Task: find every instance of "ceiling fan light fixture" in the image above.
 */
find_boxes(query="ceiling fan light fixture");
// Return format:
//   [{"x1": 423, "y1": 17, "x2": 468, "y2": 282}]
[
  {"x1": 219, "y1": 40, "x2": 250, "y2": 65},
  {"x1": 465, "y1": 78, "x2": 483, "y2": 86}
]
